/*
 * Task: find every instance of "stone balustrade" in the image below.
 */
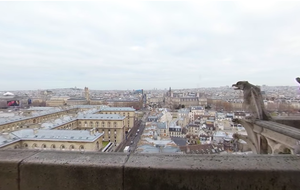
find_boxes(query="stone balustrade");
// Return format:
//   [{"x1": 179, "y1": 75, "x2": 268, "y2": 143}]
[{"x1": 0, "y1": 150, "x2": 300, "y2": 190}]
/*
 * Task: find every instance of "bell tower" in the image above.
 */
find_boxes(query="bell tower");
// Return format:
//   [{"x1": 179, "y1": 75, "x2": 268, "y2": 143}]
[{"x1": 84, "y1": 87, "x2": 90, "y2": 101}]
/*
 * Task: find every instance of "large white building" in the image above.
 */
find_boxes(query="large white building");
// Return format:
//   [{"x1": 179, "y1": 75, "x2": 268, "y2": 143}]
[{"x1": 0, "y1": 128, "x2": 104, "y2": 151}]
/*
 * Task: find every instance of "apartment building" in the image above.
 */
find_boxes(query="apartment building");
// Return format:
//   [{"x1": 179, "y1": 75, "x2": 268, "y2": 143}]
[
  {"x1": 77, "y1": 114, "x2": 126, "y2": 145},
  {"x1": 0, "y1": 128, "x2": 103, "y2": 152},
  {"x1": 97, "y1": 107, "x2": 135, "y2": 132}
]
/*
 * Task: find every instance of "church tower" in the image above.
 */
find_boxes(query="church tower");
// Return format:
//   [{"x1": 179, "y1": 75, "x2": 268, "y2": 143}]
[
  {"x1": 84, "y1": 87, "x2": 90, "y2": 101},
  {"x1": 169, "y1": 87, "x2": 172, "y2": 97}
]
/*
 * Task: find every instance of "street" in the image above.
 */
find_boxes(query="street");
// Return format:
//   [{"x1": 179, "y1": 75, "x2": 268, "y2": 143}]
[{"x1": 116, "y1": 111, "x2": 149, "y2": 152}]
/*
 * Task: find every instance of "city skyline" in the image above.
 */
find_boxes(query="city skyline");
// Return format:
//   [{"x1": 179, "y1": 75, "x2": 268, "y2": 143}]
[{"x1": 1, "y1": 2, "x2": 300, "y2": 90}]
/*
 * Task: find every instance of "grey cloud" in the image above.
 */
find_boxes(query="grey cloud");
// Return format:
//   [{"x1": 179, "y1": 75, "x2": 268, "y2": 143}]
[{"x1": 0, "y1": 2, "x2": 300, "y2": 90}]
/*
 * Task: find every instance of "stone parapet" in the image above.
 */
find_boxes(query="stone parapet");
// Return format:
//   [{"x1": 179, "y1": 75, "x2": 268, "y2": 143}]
[
  {"x1": 0, "y1": 150, "x2": 300, "y2": 190},
  {"x1": 274, "y1": 116, "x2": 300, "y2": 130}
]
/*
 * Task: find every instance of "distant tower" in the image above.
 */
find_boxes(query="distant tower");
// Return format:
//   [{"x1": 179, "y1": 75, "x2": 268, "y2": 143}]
[
  {"x1": 84, "y1": 87, "x2": 90, "y2": 101},
  {"x1": 168, "y1": 87, "x2": 172, "y2": 97}
]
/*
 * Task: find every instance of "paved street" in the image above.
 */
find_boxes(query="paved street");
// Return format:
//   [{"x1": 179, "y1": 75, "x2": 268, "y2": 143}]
[{"x1": 117, "y1": 111, "x2": 149, "y2": 152}]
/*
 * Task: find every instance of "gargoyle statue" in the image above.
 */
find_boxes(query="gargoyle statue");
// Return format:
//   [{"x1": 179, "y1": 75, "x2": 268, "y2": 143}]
[{"x1": 232, "y1": 81, "x2": 271, "y2": 121}]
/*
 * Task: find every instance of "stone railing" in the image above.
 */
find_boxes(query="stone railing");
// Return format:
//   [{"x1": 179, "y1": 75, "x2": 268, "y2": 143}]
[
  {"x1": 1, "y1": 150, "x2": 300, "y2": 190},
  {"x1": 274, "y1": 116, "x2": 300, "y2": 129}
]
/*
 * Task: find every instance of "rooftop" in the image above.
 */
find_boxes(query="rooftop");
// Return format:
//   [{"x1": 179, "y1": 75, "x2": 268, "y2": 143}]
[
  {"x1": 101, "y1": 107, "x2": 135, "y2": 111},
  {"x1": 11, "y1": 129, "x2": 103, "y2": 142},
  {"x1": 77, "y1": 114, "x2": 126, "y2": 120}
]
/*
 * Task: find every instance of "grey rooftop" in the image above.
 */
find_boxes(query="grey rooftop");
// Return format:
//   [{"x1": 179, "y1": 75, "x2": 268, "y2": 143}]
[
  {"x1": 101, "y1": 107, "x2": 136, "y2": 111},
  {"x1": 27, "y1": 107, "x2": 54, "y2": 111},
  {"x1": 11, "y1": 129, "x2": 103, "y2": 142},
  {"x1": 0, "y1": 133, "x2": 20, "y2": 148},
  {"x1": 78, "y1": 114, "x2": 126, "y2": 120},
  {"x1": 157, "y1": 122, "x2": 167, "y2": 129}
]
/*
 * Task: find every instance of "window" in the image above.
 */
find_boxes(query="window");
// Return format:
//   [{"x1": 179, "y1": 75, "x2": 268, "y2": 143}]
[
  {"x1": 102, "y1": 122, "x2": 105, "y2": 128},
  {"x1": 42, "y1": 144, "x2": 46, "y2": 149},
  {"x1": 23, "y1": 143, "x2": 28, "y2": 148},
  {"x1": 60, "y1": 145, "x2": 65, "y2": 150},
  {"x1": 108, "y1": 122, "x2": 111, "y2": 128},
  {"x1": 79, "y1": 145, "x2": 84, "y2": 150},
  {"x1": 32, "y1": 143, "x2": 37, "y2": 149},
  {"x1": 70, "y1": 145, "x2": 75, "y2": 151},
  {"x1": 51, "y1": 144, "x2": 56, "y2": 149},
  {"x1": 14, "y1": 145, "x2": 19, "y2": 149}
]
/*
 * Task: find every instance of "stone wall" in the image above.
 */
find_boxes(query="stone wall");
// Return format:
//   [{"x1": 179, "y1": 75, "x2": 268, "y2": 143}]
[
  {"x1": 1, "y1": 150, "x2": 300, "y2": 190},
  {"x1": 274, "y1": 116, "x2": 300, "y2": 130}
]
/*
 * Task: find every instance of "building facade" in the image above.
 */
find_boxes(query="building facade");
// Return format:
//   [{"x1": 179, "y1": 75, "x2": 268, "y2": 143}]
[
  {"x1": 97, "y1": 107, "x2": 135, "y2": 132},
  {"x1": 77, "y1": 114, "x2": 126, "y2": 146},
  {"x1": 0, "y1": 128, "x2": 103, "y2": 152}
]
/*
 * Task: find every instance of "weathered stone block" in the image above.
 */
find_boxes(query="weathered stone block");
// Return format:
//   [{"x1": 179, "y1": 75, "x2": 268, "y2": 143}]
[
  {"x1": 274, "y1": 117, "x2": 300, "y2": 130},
  {"x1": 20, "y1": 151, "x2": 128, "y2": 190},
  {"x1": 124, "y1": 154, "x2": 300, "y2": 190},
  {"x1": 0, "y1": 150, "x2": 38, "y2": 190}
]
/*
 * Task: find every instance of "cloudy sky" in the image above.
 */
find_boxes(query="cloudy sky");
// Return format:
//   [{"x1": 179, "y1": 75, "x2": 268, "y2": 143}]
[{"x1": 0, "y1": 1, "x2": 300, "y2": 90}]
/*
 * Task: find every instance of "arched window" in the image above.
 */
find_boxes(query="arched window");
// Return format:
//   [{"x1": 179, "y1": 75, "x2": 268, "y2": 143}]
[
  {"x1": 69, "y1": 145, "x2": 75, "y2": 151},
  {"x1": 96, "y1": 122, "x2": 99, "y2": 127},
  {"x1": 90, "y1": 121, "x2": 93, "y2": 127},
  {"x1": 96, "y1": 141, "x2": 99, "y2": 150},
  {"x1": 102, "y1": 122, "x2": 105, "y2": 128},
  {"x1": 23, "y1": 143, "x2": 28, "y2": 148},
  {"x1": 60, "y1": 145, "x2": 65, "y2": 150},
  {"x1": 108, "y1": 122, "x2": 111, "y2": 128},
  {"x1": 79, "y1": 145, "x2": 84, "y2": 151},
  {"x1": 51, "y1": 144, "x2": 56, "y2": 149},
  {"x1": 42, "y1": 144, "x2": 46, "y2": 149},
  {"x1": 32, "y1": 143, "x2": 37, "y2": 149},
  {"x1": 14, "y1": 145, "x2": 19, "y2": 149},
  {"x1": 114, "y1": 122, "x2": 117, "y2": 128}
]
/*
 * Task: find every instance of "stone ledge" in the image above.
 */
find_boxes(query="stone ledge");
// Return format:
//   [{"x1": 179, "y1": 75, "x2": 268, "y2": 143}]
[
  {"x1": 124, "y1": 154, "x2": 300, "y2": 190},
  {"x1": 20, "y1": 151, "x2": 128, "y2": 190},
  {"x1": 274, "y1": 116, "x2": 300, "y2": 130},
  {"x1": 0, "y1": 150, "x2": 300, "y2": 190},
  {"x1": 0, "y1": 150, "x2": 39, "y2": 190}
]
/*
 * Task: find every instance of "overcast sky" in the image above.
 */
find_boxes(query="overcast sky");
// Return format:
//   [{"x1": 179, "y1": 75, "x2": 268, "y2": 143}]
[{"x1": 0, "y1": 1, "x2": 300, "y2": 90}]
